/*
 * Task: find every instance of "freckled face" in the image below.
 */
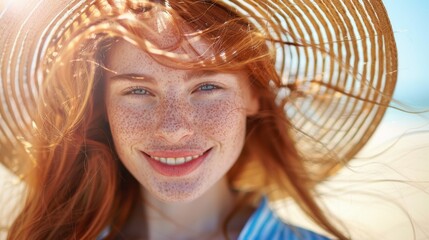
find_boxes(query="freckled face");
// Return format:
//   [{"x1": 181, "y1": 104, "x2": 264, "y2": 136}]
[{"x1": 105, "y1": 40, "x2": 258, "y2": 202}]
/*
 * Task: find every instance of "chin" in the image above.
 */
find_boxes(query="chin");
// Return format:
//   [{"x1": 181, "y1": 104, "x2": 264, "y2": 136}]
[
  {"x1": 151, "y1": 190, "x2": 205, "y2": 204},
  {"x1": 144, "y1": 180, "x2": 208, "y2": 204}
]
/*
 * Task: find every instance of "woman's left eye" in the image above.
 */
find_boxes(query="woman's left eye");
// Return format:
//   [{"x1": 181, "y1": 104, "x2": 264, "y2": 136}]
[
  {"x1": 124, "y1": 87, "x2": 151, "y2": 96},
  {"x1": 195, "y1": 83, "x2": 221, "y2": 92}
]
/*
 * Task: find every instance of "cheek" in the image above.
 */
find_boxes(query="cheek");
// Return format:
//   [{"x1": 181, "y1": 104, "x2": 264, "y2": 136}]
[
  {"x1": 194, "y1": 97, "x2": 247, "y2": 144},
  {"x1": 107, "y1": 102, "x2": 155, "y2": 147}
]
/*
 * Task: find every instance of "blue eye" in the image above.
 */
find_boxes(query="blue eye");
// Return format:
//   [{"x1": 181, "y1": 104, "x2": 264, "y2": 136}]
[
  {"x1": 197, "y1": 84, "x2": 220, "y2": 92},
  {"x1": 126, "y1": 87, "x2": 150, "y2": 95}
]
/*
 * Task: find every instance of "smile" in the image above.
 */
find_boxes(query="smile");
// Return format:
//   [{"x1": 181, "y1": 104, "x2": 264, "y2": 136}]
[
  {"x1": 149, "y1": 153, "x2": 204, "y2": 166},
  {"x1": 142, "y1": 148, "x2": 212, "y2": 177}
]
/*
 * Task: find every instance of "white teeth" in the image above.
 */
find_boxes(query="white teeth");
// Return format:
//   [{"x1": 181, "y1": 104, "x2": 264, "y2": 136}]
[
  {"x1": 176, "y1": 157, "x2": 185, "y2": 164},
  {"x1": 150, "y1": 153, "x2": 204, "y2": 165},
  {"x1": 167, "y1": 158, "x2": 175, "y2": 165}
]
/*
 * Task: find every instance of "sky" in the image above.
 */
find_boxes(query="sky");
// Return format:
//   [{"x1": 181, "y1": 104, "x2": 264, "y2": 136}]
[{"x1": 383, "y1": 0, "x2": 429, "y2": 108}]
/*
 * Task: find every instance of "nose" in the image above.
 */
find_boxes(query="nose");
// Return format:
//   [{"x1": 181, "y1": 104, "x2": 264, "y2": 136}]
[{"x1": 155, "y1": 99, "x2": 194, "y2": 143}]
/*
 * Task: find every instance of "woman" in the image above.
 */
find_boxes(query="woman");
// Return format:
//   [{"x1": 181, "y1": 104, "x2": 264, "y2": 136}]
[{"x1": 0, "y1": 0, "x2": 397, "y2": 239}]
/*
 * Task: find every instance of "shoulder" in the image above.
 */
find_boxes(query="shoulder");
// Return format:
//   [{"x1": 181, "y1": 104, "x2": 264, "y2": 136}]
[{"x1": 239, "y1": 198, "x2": 331, "y2": 240}]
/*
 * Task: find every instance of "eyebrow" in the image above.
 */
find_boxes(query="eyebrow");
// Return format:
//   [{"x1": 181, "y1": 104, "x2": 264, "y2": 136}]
[
  {"x1": 184, "y1": 70, "x2": 218, "y2": 80},
  {"x1": 109, "y1": 73, "x2": 156, "y2": 83},
  {"x1": 109, "y1": 70, "x2": 219, "y2": 83}
]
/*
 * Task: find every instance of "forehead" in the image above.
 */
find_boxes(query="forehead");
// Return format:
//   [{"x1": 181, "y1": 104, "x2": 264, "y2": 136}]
[
  {"x1": 105, "y1": 20, "x2": 215, "y2": 71},
  {"x1": 105, "y1": 39, "x2": 250, "y2": 83},
  {"x1": 105, "y1": 38, "x2": 212, "y2": 74}
]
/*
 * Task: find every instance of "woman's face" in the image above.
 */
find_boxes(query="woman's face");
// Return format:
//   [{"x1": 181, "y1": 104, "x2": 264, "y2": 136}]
[{"x1": 105, "y1": 39, "x2": 258, "y2": 202}]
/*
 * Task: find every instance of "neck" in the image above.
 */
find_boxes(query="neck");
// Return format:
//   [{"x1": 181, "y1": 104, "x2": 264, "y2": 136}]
[{"x1": 127, "y1": 177, "x2": 238, "y2": 239}]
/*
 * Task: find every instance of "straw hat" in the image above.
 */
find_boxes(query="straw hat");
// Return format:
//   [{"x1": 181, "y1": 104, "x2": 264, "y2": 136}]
[{"x1": 0, "y1": 0, "x2": 397, "y2": 180}]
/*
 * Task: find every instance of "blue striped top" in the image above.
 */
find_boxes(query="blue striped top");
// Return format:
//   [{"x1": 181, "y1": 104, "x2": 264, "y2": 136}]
[{"x1": 238, "y1": 197, "x2": 330, "y2": 240}]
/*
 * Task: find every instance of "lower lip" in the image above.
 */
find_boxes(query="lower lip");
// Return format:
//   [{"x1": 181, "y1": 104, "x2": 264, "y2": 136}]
[{"x1": 143, "y1": 149, "x2": 211, "y2": 177}]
